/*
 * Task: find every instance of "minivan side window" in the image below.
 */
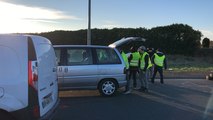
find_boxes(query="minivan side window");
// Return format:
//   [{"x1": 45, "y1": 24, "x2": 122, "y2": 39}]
[
  {"x1": 66, "y1": 48, "x2": 93, "y2": 65},
  {"x1": 96, "y1": 48, "x2": 121, "y2": 64},
  {"x1": 55, "y1": 49, "x2": 61, "y2": 65}
]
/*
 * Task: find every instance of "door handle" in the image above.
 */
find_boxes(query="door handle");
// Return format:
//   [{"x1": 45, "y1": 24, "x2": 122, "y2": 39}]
[
  {"x1": 64, "y1": 68, "x2": 68, "y2": 73},
  {"x1": 53, "y1": 67, "x2": 57, "y2": 72},
  {"x1": 58, "y1": 67, "x2": 62, "y2": 72}
]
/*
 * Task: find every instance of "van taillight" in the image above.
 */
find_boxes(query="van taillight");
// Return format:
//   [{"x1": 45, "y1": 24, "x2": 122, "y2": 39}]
[{"x1": 28, "y1": 61, "x2": 38, "y2": 91}]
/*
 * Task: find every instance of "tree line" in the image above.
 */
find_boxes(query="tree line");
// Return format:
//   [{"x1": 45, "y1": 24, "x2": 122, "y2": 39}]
[{"x1": 37, "y1": 23, "x2": 204, "y2": 55}]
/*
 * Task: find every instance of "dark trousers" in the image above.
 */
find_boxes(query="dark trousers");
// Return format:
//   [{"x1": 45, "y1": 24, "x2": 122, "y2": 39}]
[
  {"x1": 151, "y1": 65, "x2": 164, "y2": 83},
  {"x1": 125, "y1": 70, "x2": 130, "y2": 91},
  {"x1": 129, "y1": 69, "x2": 138, "y2": 87}
]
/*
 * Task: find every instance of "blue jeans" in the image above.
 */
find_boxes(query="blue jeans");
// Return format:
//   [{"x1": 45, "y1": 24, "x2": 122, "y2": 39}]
[{"x1": 139, "y1": 69, "x2": 149, "y2": 89}]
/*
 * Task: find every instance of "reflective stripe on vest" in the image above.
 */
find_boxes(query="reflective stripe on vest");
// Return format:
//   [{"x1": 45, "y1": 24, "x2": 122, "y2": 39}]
[
  {"x1": 130, "y1": 52, "x2": 140, "y2": 67},
  {"x1": 154, "y1": 53, "x2": 165, "y2": 67},
  {"x1": 140, "y1": 52, "x2": 152, "y2": 69},
  {"x1": 121, "y1": 51, "x2": 129, "y2": 69}
]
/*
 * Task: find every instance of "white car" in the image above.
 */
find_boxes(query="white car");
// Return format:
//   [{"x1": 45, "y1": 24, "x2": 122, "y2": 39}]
[{"x1": 0, "y1": 34, "x2": 59, "y2": 120}]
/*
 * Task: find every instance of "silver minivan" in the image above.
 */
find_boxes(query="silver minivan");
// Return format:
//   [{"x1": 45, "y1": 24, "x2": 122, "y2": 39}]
[{"x1": 54, "y1": 45, "x2": 127, "y2": 96}]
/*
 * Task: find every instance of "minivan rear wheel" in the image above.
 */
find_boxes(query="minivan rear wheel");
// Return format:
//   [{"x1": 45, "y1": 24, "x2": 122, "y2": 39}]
[{"x1": 98, "y1": 79, "x2": 118, "y2": 96}]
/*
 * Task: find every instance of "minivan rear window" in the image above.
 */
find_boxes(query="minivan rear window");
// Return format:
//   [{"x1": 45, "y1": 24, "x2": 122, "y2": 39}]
[{"x1": 95, "y1": 48, "x2": 121, "y2": 64}]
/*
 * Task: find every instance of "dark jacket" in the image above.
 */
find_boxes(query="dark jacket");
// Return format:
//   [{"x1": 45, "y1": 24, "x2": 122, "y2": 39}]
[{"x1": 147, "y1": 50, "x2": 154, "y2": 59}]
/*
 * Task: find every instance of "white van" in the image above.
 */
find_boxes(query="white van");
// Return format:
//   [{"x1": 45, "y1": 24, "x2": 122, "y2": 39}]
[{"x1": 0, "y1": 34, "x2": 59, "y2": 120}]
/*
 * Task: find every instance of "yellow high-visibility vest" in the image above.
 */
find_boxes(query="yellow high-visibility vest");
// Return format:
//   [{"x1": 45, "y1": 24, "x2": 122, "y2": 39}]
[
  {"x1": 121, "y1": 51, "x2": 129, "y2": 69},
  {"x1": 140, "y1": 52, "x2": 152, "y2": 69},
  {"x1": 154, "y1": 53, "x2": 165, "y2": 67},
  {"x1": 130, "y1": 52, "x2": 140, "y2": 67}
]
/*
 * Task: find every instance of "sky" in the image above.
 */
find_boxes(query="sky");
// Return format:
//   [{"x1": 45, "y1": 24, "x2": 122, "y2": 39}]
[{"x1": 0, "y1": 0, "x2": 213, "y2": 40}]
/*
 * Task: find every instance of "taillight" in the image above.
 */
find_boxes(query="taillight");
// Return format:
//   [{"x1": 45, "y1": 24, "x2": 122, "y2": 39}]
[{"x1": 28, "y1": 61, "x2": 38, "y2": 91}]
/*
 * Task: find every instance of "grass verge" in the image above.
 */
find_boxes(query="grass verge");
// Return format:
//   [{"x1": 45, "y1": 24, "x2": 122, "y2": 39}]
[{"x1": 167, "y1": 55, "x2": 213, "y2": 72}]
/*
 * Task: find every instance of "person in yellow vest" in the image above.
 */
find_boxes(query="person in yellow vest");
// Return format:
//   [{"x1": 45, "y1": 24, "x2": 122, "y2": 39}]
[
  {"x1": 119, "y1": 50, "x2": 131, "y2": 94},
  {"x1": 151, "y1": 48, "x2": 167, "y2": 84},
  {"x1": 138, "y1": 46, "x2": 152, "y2": 92},
  {"x1": 128, "y1": 46, "x2": 140, "y2": 89},
  {"x1": 147, "y1": 47, "x2": 155, "y2": 80}
]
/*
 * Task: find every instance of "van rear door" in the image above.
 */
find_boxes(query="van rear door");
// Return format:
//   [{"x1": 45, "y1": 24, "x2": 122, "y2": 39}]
[
  {"x1": 0, "y1": 35, "x2": 28, "y2": 112},
  {"x1": 30, "y1": 36, "x2": 58, "y2": 117}
]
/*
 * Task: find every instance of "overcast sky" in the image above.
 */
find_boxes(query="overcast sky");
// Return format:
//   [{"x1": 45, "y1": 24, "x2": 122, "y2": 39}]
[{"x1": 0, "y1": 0, "x2": 213, "y2": 40}]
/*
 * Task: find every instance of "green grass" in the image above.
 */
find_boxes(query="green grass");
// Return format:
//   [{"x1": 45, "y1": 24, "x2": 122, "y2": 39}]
[{"x1": 167, "y1": 55, "x2": 213, "y2": 72}]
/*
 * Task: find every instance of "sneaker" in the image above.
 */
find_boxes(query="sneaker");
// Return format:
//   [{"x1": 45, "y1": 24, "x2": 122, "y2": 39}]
[{"x1": 123, "y1": 90, "x2": 131, "y2": 94}]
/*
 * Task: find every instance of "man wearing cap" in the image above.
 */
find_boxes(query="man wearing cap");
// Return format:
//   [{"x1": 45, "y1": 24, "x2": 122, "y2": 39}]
[
  {"x1": 147, "y1": 48, "x2": 155, "y2": 80},
  {"x1": 138, "y1": 46, "x2": 152, "y2": 92}
]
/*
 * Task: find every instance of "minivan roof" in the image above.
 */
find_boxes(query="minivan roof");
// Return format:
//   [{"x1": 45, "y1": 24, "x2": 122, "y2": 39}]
[{"x1": 53, "y1": 45, "x2": 112, "y2": 49}]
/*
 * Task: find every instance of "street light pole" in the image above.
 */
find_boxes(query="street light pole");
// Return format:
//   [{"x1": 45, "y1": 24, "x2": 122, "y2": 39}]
[{"x1": 87, "y1": 0, "x2": 91, "y2": 45}]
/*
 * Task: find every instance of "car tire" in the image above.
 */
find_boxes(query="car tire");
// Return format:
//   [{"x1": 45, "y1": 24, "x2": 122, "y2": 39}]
[
  {"x1": 0, "y1": 111, "x2": 14, "y2": 120},
  {"x1": 98, "y1": 79, "x2": 118, "y2": 96}
]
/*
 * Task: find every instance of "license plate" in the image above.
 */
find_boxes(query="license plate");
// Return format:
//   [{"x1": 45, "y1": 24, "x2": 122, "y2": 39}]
[{"x1": 42, "y1": 93, "x2": 53, "y2": 108}]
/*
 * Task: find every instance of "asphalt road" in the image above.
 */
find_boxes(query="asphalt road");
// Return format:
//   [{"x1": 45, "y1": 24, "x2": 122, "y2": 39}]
[{"x1": 53, "y1": 79, "x2": 213, "y2": 120}]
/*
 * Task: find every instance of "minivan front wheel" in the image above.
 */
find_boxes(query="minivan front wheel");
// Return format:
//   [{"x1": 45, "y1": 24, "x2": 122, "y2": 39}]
[{"x1": 98, "y1": 79, "x2": 117, "y2": 96}]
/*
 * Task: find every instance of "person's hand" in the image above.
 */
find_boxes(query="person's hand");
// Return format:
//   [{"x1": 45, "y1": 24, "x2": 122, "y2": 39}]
[{"x1": 137, "y1": 69, "x2": 141, "y2": 73}]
